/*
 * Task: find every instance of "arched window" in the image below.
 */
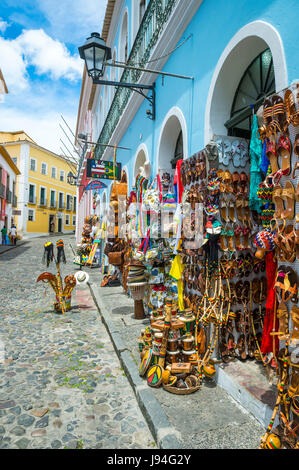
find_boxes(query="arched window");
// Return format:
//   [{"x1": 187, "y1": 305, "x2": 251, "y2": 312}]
[
  {"x1": 226, "y1": 48, "x2": 275, "y2": 138},
  {"x1": 119, "y1": 11, "x2": 129, "y2": 64}
]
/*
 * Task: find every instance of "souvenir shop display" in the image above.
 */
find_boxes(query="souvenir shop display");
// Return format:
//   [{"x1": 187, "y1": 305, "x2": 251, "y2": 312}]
[
  {"x1": 37, "y1": 239, "x2": 77, "y2": 313},
  {"x1": 255, "y1": 83, "x2": 299, "y2": 449},
  {"x1": 100, "y1": 81, "x2": 299, "y2": 447},
  {"x1": 75, "y1": 215, "x2": 95, "y2": 265}
]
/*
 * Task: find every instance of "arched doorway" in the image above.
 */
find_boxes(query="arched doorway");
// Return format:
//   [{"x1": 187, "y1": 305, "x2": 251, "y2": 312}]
[
  {"x1": 134, "y1": 144, "x2": 151, "y2": 184},
  {"x1": 157, "y1": 107, "x2": 188, "y2": 171},
  {"x1": 204, "y1": 21, "x2": 288, "y2": 144},
  {"x1": 225, "y1": 48, "x2": 275, "y2": 139}
]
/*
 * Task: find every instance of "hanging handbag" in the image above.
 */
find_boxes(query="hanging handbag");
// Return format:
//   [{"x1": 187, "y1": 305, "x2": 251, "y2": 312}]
[{"x1": 141, "y1": 174, "x2": 162, "y2": 213}]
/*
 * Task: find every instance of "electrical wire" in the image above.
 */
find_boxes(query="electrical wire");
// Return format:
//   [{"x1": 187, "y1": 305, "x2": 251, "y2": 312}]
[{"x1": 114, "y1": 34, "x2": 192, "y2": 67}]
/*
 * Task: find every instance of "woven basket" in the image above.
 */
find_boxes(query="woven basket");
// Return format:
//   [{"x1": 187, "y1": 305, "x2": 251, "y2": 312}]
[
  {"x1": 130, "y1": 284, "x2": 146, "y2": 300},
  {"x1": 162, "y1": 383, "x2": 200, "y2": 395}
]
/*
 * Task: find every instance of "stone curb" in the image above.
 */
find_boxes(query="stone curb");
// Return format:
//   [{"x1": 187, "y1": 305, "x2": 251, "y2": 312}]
[
  {"x1": 0, "y1": 241, "x2": 26, "y2": 255},
  {"x1": 89, "y1": 283, "x2": 182, "y2": 449}
]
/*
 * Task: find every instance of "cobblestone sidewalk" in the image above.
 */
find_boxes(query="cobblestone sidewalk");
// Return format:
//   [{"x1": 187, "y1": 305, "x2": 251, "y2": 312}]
[{"x1": 0, "y1": 236, "x2": 156, "y2": 449}]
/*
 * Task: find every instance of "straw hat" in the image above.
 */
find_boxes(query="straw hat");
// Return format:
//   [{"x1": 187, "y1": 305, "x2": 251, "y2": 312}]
[{"x1": 74, "y1": 271, "x2": 90, "y2": 285}]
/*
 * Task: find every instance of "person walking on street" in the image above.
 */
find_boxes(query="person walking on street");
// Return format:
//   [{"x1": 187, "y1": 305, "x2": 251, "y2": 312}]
[
  {"x1": 11, "y1": 224, "x2": 17, "y2": 245},
  {"x1": 1, "y1": 225, "x2": 7, "y2": 245}
]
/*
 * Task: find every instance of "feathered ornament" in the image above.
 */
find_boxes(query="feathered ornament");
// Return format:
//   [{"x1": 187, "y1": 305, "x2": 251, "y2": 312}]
[
  {"x1": 56, "y1": 239, "x2": 66, "y2": 264},
  {"x1": 42, "y1": 242, "x2": 54, "y2": 267}
]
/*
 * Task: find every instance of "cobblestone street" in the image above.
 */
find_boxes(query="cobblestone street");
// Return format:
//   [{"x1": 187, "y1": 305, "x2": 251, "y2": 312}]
[{"x1": 0, "y1": 235, "x2": 156, "y2": 449}]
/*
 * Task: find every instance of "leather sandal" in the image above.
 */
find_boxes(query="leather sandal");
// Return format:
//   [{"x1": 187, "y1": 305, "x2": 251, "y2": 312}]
[
  {"x1": 266, "y1": 140, "x2": 279, "y2": 173},
  {"x1": 228, "y1": 196, "x2": 236, "y2": 223},
  {"x1": 277, "y1": 135, "x2": 291, "y2": 176},
  {"x1": 234, "y1": 223, "x2": 243, "y2": 250},
  {"x1": 232, "y1": 171, "x2": 240, "y2": 195},
  {"x1": 272, "y1": 94, "x2": 286, "y2": 131},
  {"x1": 281, "y1": 182, "x2": 295, "y2": 220},
  {"x1": 272, "y1": 184, "x2": 284, "y2": 219},
  {"x1": 290, "y1": 306, "x2": 299, "y2": 344},
  {"x1": 220, "y1": 195, "x2": 229, "y2": 222},
  {"x1": 226, "y1": 225, "x2": 235, "y2": 251}
]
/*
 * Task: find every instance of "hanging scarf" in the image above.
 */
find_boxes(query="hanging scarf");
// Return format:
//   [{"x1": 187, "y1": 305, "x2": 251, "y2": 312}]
[
  {"x1": 249, "y1": 114, "x2": 262, "y2": 213},
  {"x1": 260, "y1": 251, "x2": 279, "y2": 355},
  {"x1": 42, "y1": 241, "x2": 54, "y2": 267},
  {"x1": 56, "y1": 239, "x2": 66, "y2": 264}
]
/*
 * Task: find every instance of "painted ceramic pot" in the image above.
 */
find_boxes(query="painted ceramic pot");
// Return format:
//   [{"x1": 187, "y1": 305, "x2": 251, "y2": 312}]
[
  {"x1": 181, "y1": 349, "x2": 196, "y2": 362},
  {"x1": 266, "y1": 433, "x2": 281, "y2": 449},
  {"x1": 203, "y1": 363, "x2": 216, "y2": 378},
  {"x1": 166, "y1": 350, "x2": 180, "y2": 364},
  {"x1": 167, "y1": 339, "x2": 178, "y2": 352},
  {"x1": 54, "y1": 295, "x2": 71, "y2": 312},
  {"x1": 181, "y1": 335, "x2": 195, "y2": 351}
]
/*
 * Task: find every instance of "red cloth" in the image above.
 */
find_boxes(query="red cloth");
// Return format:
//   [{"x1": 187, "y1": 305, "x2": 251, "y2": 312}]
[
  {"x1": 173, "y1": 159, "x2": 184, "y2": 204},
  {"x1": 260, "y1": 251, "x2": 279, "y2": 355}
]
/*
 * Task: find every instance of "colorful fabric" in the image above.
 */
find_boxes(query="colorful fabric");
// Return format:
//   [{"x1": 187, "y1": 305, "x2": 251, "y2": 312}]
[
  {"x1": 169, "y1": 254, "x2": 184, "y2": 311},
  {"x1": 249, "y1": 114, "x2": 262, "y2": 213},
  {"x1": 173, "y1": 159, "x2": 184, "y2": 204},
  {"x1": 261, "y1": 251, "x2": 279, "y2": 355}
]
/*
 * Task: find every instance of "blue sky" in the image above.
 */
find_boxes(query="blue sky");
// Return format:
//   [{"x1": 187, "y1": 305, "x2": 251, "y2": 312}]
[{"x1": 0, "y1": 0, "x2": 108, "y2": 154}]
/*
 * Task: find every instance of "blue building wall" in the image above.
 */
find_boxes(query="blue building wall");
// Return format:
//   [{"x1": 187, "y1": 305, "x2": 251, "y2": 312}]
[{"x1": 98, "y1": 0, "x2": 299, "y2": 195}]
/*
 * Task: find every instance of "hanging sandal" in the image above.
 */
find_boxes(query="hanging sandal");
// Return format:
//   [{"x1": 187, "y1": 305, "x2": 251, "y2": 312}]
[
  {"x1": 266, "y1": 139, "x2": 279, "y2": 174},
  {"x1": 226, "y1": 225, "x2": 235, "y2": 252},
  {"x1": 277, "y1": 134, "x2": 291, "y2": 176},
  {"x1": 272, "y1": 184, "x2": 284, "y2": 219},
  {"x1": 281, "y1": 182, "x2": 295, "y2": 220},
  {"x1": 290, "y1": 306, "x2": 299, "y2": 345},
  {"x1": 220, "y1": 195, "x2": 229, "y2": 222},
  {"x1": 228, "y1": 196, "x2": 236, "y2": 223},
  {"x1": 234, "y1": 223, "x2": 243, "y2": 251}
]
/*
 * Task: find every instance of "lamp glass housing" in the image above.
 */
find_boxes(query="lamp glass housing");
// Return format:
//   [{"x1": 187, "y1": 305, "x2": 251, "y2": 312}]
[{"x1": 78, "y1": 32, "x2": 111, "y2": 79}]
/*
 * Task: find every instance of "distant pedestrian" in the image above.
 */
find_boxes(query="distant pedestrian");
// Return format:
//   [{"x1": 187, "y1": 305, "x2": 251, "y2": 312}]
[
  {"x1": 1, "y1": 225, "x2": 7, "y2": 245},
  {"x1": 11, "y1": 224, "x2": 17, "y2": 245},
  {"x1": 50, "y1": 221, "x2": 55, "y2": 233}
]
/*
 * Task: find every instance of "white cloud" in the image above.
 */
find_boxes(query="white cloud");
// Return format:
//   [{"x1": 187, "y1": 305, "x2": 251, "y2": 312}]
[
  {"x1": 0, "y1": 28, "x2": 83, "y2": 95},
  {"x1": 17, "y1": 29, "x2": 83, "y2": 82},
  {"x1": 0, "y1": 35, "x2": 28, "y2": 93},
  {"x1": 36, "y1": 0, "x2": 108, "y2": 43}
]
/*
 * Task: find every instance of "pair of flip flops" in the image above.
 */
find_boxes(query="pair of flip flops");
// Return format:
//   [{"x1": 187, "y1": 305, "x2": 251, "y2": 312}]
[{"x1": 216, "y1": 137, "x2": 248, "y2": 167}]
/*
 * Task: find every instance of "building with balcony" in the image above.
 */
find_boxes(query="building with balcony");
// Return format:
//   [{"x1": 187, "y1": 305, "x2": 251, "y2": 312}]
[
  {"x1": 75, "y1": 0, "x2": 295, "y2": 220},
  {"x1": 0, "y1": 131, "x2": 77, "y2": 238},
  {"x1": 0, "y1": 144, "x2": 20, "y2": 233},
  {"x1": 74, "y1": 0, "x2": 299, "y2": 425}
]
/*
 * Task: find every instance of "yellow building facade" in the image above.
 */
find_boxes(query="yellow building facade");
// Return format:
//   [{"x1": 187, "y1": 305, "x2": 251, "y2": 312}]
[{"x1": 0, "y1": 131, "x2": 77, "y2": 238}]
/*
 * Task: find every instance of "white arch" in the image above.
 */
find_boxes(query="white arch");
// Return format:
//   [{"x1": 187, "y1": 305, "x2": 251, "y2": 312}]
[
  {"x1": 119, "y1": 8, "x2": 129, "y2": 65},
  {"x1": 133, "y1": 142, "x2": 150, "y2": 185},
  {"x1": 156, "y1": 106, "x2": 188, "y2": 171},
  {"x1": 204, "y1": 21, "x2": 288, "y2": 144}
]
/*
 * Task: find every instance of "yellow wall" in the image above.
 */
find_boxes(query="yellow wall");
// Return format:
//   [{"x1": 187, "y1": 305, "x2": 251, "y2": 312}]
[
  {"x1": 27, "y1": 145, "x2": 76, "y2": 234},
  {"x1": 2, "y1": 136, "x2": 77, "y2": 235}
]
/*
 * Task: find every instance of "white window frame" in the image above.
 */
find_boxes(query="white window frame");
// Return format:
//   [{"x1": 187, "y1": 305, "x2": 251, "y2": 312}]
[
  {"x1": 59, "y1": 169, "x2": 65, "y2": 182},
  {"x1": 66, "y1": 193, "x2": 72, "y2": 211},
  {"x1": 28, "y1": 208, "x2": 35, "y2": 221},
  {"x1": 58, "y1": 191, "x2": 64, "y2": 209},
  {"x1": 72, "y1": 214, "x2": 76, "y2": 226},
  {"x1": 30, "y1": 158, "x2": 37, "y2": 172},
  {"x1": 41, "y1": 162, "x2": 48, "y2": 175},
  {"x1": 50, "y1": 189, "x2": 56, "y2": 208},
  {"x1": 39, "y1": 185, "x2": 47, "y2": 205},
  {"x1": 51, "y1": 166, "x2": 57, "y2": 179},
  {"x1": 65, "y1": 213, "x2": 70, "y2": 225},
  {"x1": 28, "y1": 182, "x2": 36, "y2": 204}
]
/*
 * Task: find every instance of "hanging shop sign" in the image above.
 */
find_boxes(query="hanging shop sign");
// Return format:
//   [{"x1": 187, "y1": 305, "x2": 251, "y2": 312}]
[
  {"x1": 85, "y1": 181, "x2": 107, "y2": 191},
  {"x1": 86, "y1": 159, "x2": 122, "y2": 181}
]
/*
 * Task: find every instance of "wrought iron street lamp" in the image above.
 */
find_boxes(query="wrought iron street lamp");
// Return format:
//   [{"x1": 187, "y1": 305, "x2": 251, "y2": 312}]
[
  {"x1": 78, "y1": 32, "x2": 111, "y2": 79},
  {"x1": 67, "y1": 171, "x2": 77, "y2": 186}
]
